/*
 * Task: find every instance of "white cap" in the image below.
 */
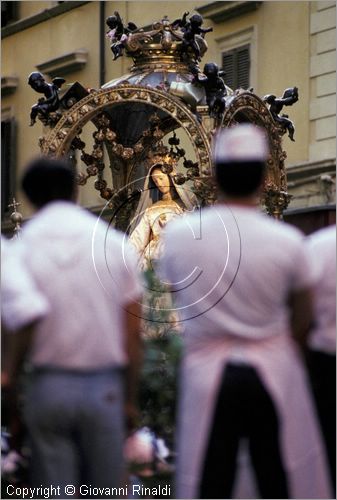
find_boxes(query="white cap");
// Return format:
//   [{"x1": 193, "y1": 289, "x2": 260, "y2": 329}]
[{"x1": 214, "y1": 124, "x2": 269, "y2": 163}]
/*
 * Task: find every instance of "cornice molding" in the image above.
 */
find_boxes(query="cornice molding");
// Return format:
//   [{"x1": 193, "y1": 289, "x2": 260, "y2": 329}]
[
  {"x1": 36, "y1": 50, "x2": 88, "y2": 78},
  {"x1": 287, "y1": 159, "x2": 336, "y2": 181},
  {"x1": 196, "y1": 1, "x2": 262, "y2": 24},
  {"x1": 284, "y1": 203, "x2": 336, "y2": 216},
  {"x1": 1, "y1": 1, "x2": 90, "y2": 39}
]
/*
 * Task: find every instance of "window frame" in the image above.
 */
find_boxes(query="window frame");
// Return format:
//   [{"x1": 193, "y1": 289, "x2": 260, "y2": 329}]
[
  {"x1": 217, "y1": 26, "x2": 257, "y2": 92},
  {"x1": 222, "y1": 43, "x2": 251, "y2": 90}
]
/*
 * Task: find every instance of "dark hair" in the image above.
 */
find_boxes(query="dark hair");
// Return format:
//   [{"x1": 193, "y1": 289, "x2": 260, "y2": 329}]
[
  {"x1": 22, "y1": 157, "x2": 76, "y2": 208},
  {"x1": 215, "y1": 160, "x2": 265, "y2": 197}
]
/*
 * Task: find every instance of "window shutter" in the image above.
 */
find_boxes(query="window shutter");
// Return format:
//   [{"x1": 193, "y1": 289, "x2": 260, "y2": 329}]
[
  {"x1": 222, "y1": 51, "x2": 235, "y2": 89},
  {"x1": 1, "y1": 1, "x2": 18, "y2": 28},
  {"x1": 222, "y1": 44, "x2": 250, "y2": 90},
  {"x1": 237, "y1": 45, "x2": 250, "y2": 89},
  {"x1": 1, "y1": 119, "x2": 17, "y2": 218}
]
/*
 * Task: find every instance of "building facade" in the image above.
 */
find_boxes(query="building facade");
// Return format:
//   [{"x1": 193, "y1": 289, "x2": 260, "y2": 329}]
[{"x1": 2, "y1": 1, "x2": 336, "y2": 232}]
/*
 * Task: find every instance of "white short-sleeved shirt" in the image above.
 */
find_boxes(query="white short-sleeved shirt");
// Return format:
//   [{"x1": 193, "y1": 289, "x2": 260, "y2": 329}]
[
  {"x1": 1, "y1": 237, "x2": 50, "y2": 331},
  {"x1": 12, "y1": 201, "x2": 142, "y2": 369},
  {"x1": 306, "y1": 225, "x2": 336, "y2": 354},
  {"x1": 160, "y1": 204, "x2": 313, "y2": 348}
]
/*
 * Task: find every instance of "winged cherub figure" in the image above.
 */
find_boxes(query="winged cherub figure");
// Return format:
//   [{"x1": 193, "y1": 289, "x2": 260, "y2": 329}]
[
  {"x1": 181, "y1": 14, "x2": 213, "y2": 61},
  {"x1": 106, "y1": 11, "x2": 137, "y2": 60},
  {"x1": 264, "y1": 87, "x2": 299, "y2": 141},
  {"x1": 28, "y1": 72, "x2": 65, "y2": 126}
]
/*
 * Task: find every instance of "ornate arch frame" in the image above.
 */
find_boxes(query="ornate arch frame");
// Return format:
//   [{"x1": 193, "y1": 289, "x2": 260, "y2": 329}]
[
  {"x1": 39, "y1": 86, "x2": 290, "y2": 218},
  {"x1": 40, "y1": 85, "x2": 212, "y2": 175},
  {"x1": 221, "y1": 91, "x2": 291, "y2": 217}
]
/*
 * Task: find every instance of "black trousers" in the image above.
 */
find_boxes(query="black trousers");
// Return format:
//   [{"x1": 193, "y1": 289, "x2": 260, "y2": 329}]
[
  {"x1": 307, "y1": 349, "x2": 336, "y2": 493},
  {"x1": 200, "y1": 363, "x2": 289, "y2": 499}
]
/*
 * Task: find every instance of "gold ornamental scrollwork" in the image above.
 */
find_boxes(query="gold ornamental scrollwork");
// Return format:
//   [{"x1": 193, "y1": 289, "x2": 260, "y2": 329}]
[
  {"x1": 40, "y1": 85, "x2": 212, "y2": 175},
  {"x1": 222, "y1": 91, "x2": 289, "y2": 217},
  {"x1": 262, "y1": 183, "x2": 292, "y2": 219}
]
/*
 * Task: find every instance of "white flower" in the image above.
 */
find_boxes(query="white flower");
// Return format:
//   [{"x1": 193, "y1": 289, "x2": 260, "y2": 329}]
[{"x1": 124, "y1": 427, "x2": 154, "y2": 464}]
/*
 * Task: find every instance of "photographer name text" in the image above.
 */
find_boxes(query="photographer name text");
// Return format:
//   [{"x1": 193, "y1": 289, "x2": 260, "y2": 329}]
[{"x1": 7, "y1": 483, "x2": 171, "y2": 498}]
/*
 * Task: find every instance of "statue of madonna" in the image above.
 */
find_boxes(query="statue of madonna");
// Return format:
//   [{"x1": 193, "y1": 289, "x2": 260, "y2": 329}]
[
  {"x1": 129, "y1": 162, "x2": 197, "y2": 338},
  {"x1": 130, "y1": 163, "x2": 197, "y2": 270}
]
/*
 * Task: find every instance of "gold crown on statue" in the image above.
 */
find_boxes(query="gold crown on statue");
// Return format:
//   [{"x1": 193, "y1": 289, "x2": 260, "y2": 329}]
[
  {"x1": 146, "y1": 143, "x2": 177, "y2": 171},
  {"x1": 106, "y1": 12, "x2": 211, "y2": 71}
]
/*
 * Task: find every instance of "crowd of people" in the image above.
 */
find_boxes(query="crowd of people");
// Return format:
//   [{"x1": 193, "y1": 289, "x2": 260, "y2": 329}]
[{"x1": 1, "y1": 124, "x2": 335, "y2": 499}]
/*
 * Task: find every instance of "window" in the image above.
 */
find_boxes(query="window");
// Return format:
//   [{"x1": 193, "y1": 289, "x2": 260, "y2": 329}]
[
  {"x1": 222, "y1": 44, "x2": 250, "y2": 90},
  {"x1": 217, "y1": 27, "x2": 256, "y2": 91},
  {"x1": 1, "y1": 119, "x2": 17, "y2": 218},
  {"x1": 1, "y1": 1, "x2": 18, "y2": 28}
]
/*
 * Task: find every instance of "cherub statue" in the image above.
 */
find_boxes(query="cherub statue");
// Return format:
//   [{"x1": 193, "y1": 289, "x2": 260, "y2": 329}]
[
  {"x1": 263, "y1": 87, "x2": 299, "y2": 141},
  {"x1": 180, "y1": 14, "x2": 213, "y2": 61},
  {"x1": 194, "y1": 62, "x2": 227, "y2": 119},
  {"x1": 106, "y1": 11, "x2": 137, "y2": 60},
  {"x1": 172, "y1": 11, "x2": 189, "y2": 30},
  {"x1": 28, "y1": 72, "x2": 65, "y2": 126}
]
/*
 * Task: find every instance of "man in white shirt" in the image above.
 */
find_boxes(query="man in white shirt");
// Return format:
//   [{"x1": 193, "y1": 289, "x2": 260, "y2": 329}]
[
  {"x1": 1, "y1": 237, "x2": 50, "y2": 334},
  {"x1": 1, "y1": 236, "x2": 50, "y2": 447},
  {"x1": 160, "y1": 124, "x2": 332, "y2": 498},
  {"x1": 2, "y1": 236, "x2": 50, "y2": 386},
  {"x1": 3, "y1": 157, "x2": 142, "y2": 497},
  {"x1": 306, "y1": 225, "x2": 336, "y2": 491}
]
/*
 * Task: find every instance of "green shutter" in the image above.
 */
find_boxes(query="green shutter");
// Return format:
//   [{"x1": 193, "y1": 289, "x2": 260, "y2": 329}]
[
  {"x1": 1, "y1": 119, "x2": 17, "y2": 218},
  {"x1": 222, "y1": 51, "x2": 235, "y2": 89},
  {"x1": 222, "y1": 44, "x2": 250, "y2": 90},
  {"x1": 237, "y1": 45, "x2": 250, "y2": 89},
  {"x1": 1, "y1": 1, "x2": 18, "y2": 28}
]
